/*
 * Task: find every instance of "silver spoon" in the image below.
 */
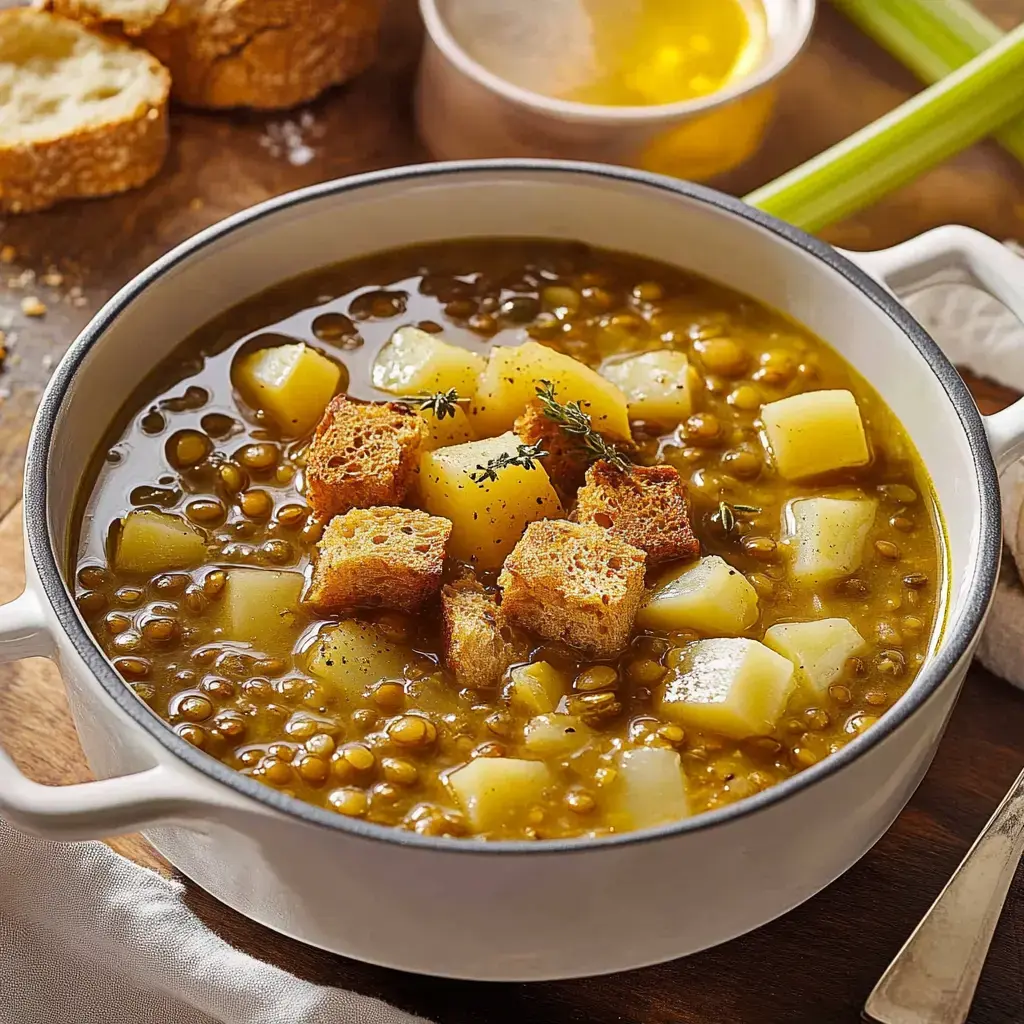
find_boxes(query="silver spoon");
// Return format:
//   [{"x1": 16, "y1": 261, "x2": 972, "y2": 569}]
[{"x1": 864, "y1": 765, "x2": 1024, "y2": 1023}]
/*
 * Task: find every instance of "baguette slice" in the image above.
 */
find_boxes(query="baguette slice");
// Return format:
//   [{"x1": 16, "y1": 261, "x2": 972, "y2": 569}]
[
  {"x1": 37, "y1": 0, "x2": 170, "y2": 33},
  {"x1": 46, "y1": 0, "x2": 383, "y2": 110},
  {"x1": 0, "y1": 9, "x2": 169, "y2": 214}
]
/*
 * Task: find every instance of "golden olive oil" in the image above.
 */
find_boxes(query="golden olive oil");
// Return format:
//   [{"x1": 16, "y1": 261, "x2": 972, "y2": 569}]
[{"x1": 565, "y1": 0, "x2": 765, "y2": 106}]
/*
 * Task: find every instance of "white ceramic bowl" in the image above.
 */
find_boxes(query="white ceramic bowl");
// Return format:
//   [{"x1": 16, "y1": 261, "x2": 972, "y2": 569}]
[
  {"x1": 416, "y1": 0, "x2": 815, "y2": 178},
  {"x1": 2, "y1": 162, "x2": 1023, "y2": 981}
]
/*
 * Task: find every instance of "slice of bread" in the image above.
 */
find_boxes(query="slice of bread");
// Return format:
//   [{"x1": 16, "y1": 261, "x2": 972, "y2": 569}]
[
  {"x1": 45, "y1": 0, "x2": 383, "y2": 110},
  {"x1": 39, "y1": 0, "x2": 170, "y2": 33},
  {"x1": 0, "y1": 8, "x2": 169, "y2": 213}
]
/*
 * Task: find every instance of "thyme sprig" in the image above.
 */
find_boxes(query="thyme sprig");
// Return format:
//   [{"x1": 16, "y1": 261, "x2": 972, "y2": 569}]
[
  {"x1": 470, "y1": 442, "x2": 549, "y2": 485},
  {"x1": 397, "y1": 388, "x2": 467, "y2": 420},
  {"x1": 534, "y1": 380, "x2": 632, "y2": 473},
  {"x1": 716, "y1": 501, "x2": 763, "y2": 534}
]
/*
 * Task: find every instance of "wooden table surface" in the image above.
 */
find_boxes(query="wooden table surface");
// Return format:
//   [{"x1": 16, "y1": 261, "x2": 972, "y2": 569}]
[{"x1": 4, "y1": 2, "x2": 1024, "y2": 1021}]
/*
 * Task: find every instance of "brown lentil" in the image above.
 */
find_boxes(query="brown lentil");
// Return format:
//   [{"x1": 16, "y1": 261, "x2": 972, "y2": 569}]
[
  {"x1": 387, "y1": 715, "x2": 438, "y2": 748},
  {"x1": 239, "y1": 489, "x2": 274, "y2": 519},
  {"x1": 328, "y1": 787, "x2": 369, "y2": 817},
  {"x1": 574, "y1": 665, "x2": 619, "y2": 692}
]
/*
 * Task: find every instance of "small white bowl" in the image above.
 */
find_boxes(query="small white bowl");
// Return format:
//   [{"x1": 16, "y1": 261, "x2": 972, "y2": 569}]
[{"x1": 416, "y1": 0, "x2": 816, "y2": 179}]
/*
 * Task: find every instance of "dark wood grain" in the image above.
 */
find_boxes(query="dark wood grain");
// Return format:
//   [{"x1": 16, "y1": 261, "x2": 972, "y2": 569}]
[{"x1": 3, "y1": 1, "x2": 1024, "y2": 1021}]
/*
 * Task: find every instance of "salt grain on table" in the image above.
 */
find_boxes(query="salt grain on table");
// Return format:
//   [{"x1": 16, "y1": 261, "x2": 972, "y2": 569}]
[{"x1": 259, "y1": 112, "x2": 324, "y2": 167}]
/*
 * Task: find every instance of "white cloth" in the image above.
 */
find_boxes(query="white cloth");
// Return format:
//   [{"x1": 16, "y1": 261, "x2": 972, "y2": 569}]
[
  {"x1": 897, "y1": 241, "x2": 1024, "y2": 687},
  {"x1": 0, "y1": 816, "x2": 428, "y2": 1024}
]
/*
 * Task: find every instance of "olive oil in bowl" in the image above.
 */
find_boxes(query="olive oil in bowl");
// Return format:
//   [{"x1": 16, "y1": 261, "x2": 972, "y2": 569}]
[
  {"x1": 430, "y1": 0, "x2": 783, "y2": 180},
  {"x1": 564, "y1": 0, "x2": 766, "y2": 107}
]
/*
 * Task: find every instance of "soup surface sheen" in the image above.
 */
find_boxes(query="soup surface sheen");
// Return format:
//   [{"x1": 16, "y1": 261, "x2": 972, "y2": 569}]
[{"x1": 73, "y1": 240, "x2": 943, "y2": 841}]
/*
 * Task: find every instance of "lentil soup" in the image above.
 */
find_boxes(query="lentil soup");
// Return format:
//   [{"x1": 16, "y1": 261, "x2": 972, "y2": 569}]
[{"x1": 72, "y1": 240, "x2": 945, "y2": 841}]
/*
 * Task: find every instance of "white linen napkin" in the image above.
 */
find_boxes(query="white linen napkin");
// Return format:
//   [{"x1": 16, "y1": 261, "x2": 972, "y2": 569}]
[
  {"x1": 897, "y1": 241, "x2": 1024, "y2": 687},
  {"x1": 0, "y1": 815, "x2": 429, "y2": 1024},
  {"x1": 1, "y1": 245, "x2": 1023, "y2": 1024}
]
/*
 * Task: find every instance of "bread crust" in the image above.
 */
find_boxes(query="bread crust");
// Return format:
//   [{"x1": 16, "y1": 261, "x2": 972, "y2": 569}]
[
  {"x1": 0, "y1": 10, "x2": 170, "y2": 214},
  {"x1": 48, "y1": 0, "x2": 384, "y2": 109},
  {"x1": 40, "y1": 0, "x2": 169, "y2": 33}
]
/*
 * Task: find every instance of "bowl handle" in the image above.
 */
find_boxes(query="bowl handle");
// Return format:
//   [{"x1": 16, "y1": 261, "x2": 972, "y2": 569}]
[
  {"x1": 844, "y1": 226, "x2": 1024, "y2": 472},
  {"x1": 0, "y1": 588, "x2": 220, "y2": 840}
]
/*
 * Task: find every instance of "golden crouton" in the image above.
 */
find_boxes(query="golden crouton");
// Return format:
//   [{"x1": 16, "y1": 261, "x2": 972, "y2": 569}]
[
  {"x1": 305, "y1": 397, "x2": 424, "y2": 517},
  {"x1": 306, "y1": 506, "x2": 451, "y2": 615},
  {"x1": 574, "y1": 461, "x2": 699, "y2": 563},
  {"x1": 498, "y1": 520, "x2": 646, "y2": 657},
  {"x1": 441, "y1": 578, "x2": 518, "y2": 690},
  {"x1": 513, "y1": 401, "x2": 590, "y2": 495}
]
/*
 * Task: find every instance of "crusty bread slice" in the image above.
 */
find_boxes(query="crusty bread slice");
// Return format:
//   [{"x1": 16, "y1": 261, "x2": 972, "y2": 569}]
[
  {"x1": 38, "y1": 0, "x2": 170, "y2": 33},
  {"x1": 45, "y1": 0, "x2": 383, "y2": 110},
  {"x1": 0, "y1": 8, "x2": 169, "y2": 213}
]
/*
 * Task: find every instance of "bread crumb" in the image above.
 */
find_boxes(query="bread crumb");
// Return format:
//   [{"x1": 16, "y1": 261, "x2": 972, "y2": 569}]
[
  {"x1": 188, "y1": 197, "x2": 204, "y2": 212},
  {"x1": 575, "y1": 461, "x2": 699, "y2": 563},
  {"x1": 21, "y1": 296, "x2": 46, "y2": 317},
  {"x1": 42, "y1": 270, "x2": 63, "y2": 287},
  {"x1": 0, "y1": 245, "x2": 15, "y2": 264}
]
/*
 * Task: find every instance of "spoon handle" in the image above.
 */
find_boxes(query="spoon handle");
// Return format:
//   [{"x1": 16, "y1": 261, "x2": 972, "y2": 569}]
[{"x1": 865, "y1": 765, "x2": 1024, "y2": 1024}]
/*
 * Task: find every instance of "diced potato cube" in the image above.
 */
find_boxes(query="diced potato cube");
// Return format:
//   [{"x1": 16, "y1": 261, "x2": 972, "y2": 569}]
[
  {"x1": 761, "y1": 389, "x2": 870, "y2": 480},
  {"x1": 504, "y1": 662, "x2": 566, "y2": 716},
  {"x1": 785, "y1": 497, "x2": 877, "y2": 583},
  {"x1": 115, "y1": 510, "x2": 207, "y2": 574},
  {"x1": 601, "y1": 351, "x2": 693, "y2": 424},
  {"x1": 638, "y1": 555, "x2": 759, "y2": 635},
  {"x1": 419, "y1": 405, "x2": 475, "y2": 452},
  {"x1": 418, "y1": 432, "x2": 563, "y2": 568},
  {"x1": 522, "y1": 713, "x2": 593, "y2": 757},
  {"x1": 235, "y1": 342, "x2": 341, "y2": 437},
  {"x1": 764, "y1": 618, "x2": 866, "y2": 699},
  {"x1": 657, "y1": 638, "x2": 796, "y2": 739},
  {"x1": 604, "y1": 748, "x2": 689, "y2": 831},
  {"x1": 306, "y1": 620, "x2": 417, "y2": 702},
  {"x1": 219, "y1": 567, "x2": 306, "y2": 652},
  {"x1": 472, "y1": 341, "x2": 631, "y2": 440},
  {"x1": 372, "y1": 327, "x2": 486, "y2": 397},
  {"x1": 447, "y1": 757, "x2": 554, "y2": 834}
]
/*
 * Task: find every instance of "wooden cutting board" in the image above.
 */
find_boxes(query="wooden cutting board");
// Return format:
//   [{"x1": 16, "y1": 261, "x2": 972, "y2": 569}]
[{"x1": 3, "y1": 2, "x2": 1024, "y2": 1021}]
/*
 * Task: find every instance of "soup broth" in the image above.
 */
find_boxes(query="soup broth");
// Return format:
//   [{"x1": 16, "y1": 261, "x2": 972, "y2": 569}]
[{"x1": 72, "y1": 240, "x2": 944, "y2": 841}]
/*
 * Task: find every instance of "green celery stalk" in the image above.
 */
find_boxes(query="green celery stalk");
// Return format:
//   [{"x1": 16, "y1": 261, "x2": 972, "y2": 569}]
[
  {"x1": 744, "y1": 23, "x2": 1024, "y2": 232},
  {"x1": 830, "y1": 0, "x2": 1024, "y2": 162}
]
